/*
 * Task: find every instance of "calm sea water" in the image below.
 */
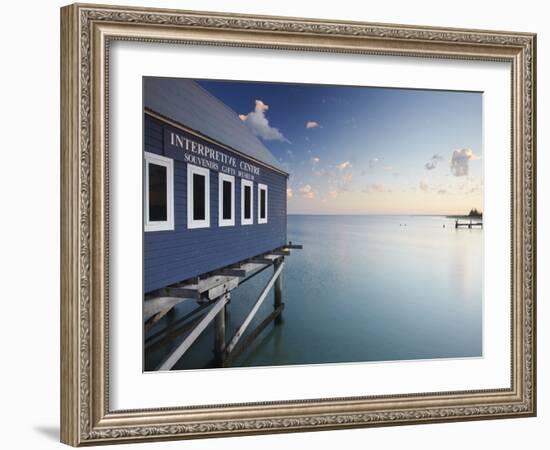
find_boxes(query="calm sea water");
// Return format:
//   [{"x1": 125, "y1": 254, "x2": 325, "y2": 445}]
[{"x1": 145, "y1": 215, "x2": 483, "y2": 370}]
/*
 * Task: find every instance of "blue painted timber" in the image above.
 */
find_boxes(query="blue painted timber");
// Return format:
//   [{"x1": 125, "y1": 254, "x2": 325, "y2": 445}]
[{"x1": 144, "y1": 115, "x2": 288, "y2": 293}]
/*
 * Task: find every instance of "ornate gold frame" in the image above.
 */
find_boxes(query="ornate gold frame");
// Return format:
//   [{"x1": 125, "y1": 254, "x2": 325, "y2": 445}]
[{"x1": 60, "y1": 3, "x2": 536, "y2": 446}]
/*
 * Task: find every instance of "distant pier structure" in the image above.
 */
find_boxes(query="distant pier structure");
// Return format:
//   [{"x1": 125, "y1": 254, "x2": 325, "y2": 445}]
[
  {"x1": 142, "y1": 78, "x2": 301, "y2": 370},
  {"x1": 455, "y1": 218, "x2": 483, "y2": 229}
]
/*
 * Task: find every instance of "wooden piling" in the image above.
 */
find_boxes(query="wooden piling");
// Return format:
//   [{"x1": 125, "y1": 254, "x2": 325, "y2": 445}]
[
  {"x1": 274, "y1": 257, "x2": 284, "y2": 324},
  {"x1": 155, "y1": 294, "x2": 229, "y2": 371},
  {"x1": 223, "y1": 304, "x2": 284, "y2": 367},
  {"x1": 214, "y1": 296, "x2": 227, "y2": 366},
  {"x1": 225, "y1": 262, "x2": 285, "y2": 355},
  {"x1": 147, "y1": 244, "x2": 301, "y2": 370}
]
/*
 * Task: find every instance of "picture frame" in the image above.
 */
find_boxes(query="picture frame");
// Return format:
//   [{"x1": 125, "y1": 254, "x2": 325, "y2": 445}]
[{"x1": 60, "y1": 2, "x2": 536, "y2": 446}]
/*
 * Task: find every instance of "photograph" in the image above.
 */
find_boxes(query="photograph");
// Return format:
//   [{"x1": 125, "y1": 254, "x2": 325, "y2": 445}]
[
  {"x1": 143, "y1": 77, "x2": 484, "y2": 372},
  {"x1": 57, "y1": 2, "x2": 537, "y2": 445}
]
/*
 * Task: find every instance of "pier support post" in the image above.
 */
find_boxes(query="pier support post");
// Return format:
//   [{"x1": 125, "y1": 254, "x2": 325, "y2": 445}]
[
  {"x1": 214, "y1": 294, "x2": 227, "y2": 366},
  {"x1": 224, "y1": 293, "x2": 231, "y2": 316},
  {"x1": 274, "y1": 257, "x2": 284, "y2": 324}
]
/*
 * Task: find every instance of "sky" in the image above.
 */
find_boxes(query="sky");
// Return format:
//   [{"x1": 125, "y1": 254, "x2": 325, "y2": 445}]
[{"x1": 198, "y1": 79, "x2": 483, "y2": 215}]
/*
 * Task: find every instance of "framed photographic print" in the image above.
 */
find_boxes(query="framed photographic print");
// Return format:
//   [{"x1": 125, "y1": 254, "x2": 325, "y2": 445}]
[{"x1": 60, "y1": 3, "x2": 537, "y2": 446}]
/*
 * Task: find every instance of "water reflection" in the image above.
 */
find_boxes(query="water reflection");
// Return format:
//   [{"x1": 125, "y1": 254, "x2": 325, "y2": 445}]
[{"x1": 144, "y1": 215, "x2": 483, "y2": 370}]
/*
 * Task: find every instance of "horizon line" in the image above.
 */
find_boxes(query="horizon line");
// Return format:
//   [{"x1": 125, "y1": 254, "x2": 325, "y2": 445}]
[{"x1": 286, "y1": 212, "x2": 480, "y2": 216}]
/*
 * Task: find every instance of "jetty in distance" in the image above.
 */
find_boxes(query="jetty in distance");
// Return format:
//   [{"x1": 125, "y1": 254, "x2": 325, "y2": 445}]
[
  {"x1": 446, "y1": 208, "x2": 483, "y2": 229},
  {"x1": 454, "y1": 219, "x2": 483, "y2": 229}
]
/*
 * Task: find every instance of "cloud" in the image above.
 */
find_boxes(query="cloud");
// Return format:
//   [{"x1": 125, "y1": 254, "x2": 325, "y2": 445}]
[
  {"x1": 328, "y1": 190, "x2": 338, "y2": 198},
  {"x1": 239, "y1": 100, "x2": 289, "y2": 142},
  {"x1": 364, "y1": 183, "x2": 391, "y2": 193},
  {"x1": 311, "y1": 157, "x2": 320, "y2": 164},
  {"x1": 313, "y1": 167, "x2": 330, "y2": 177},
  {"x1": 424, "y1": 154, "x2": 444, "y2": 170},
  {"x1": 306, "y1": 121, "x2": 320, "y2": 129},
  {"x1": 323, "y1": 162, "x2": 354, "y2": 192},
  {"x1": 336, "y1": 161, "x2": 352, "y2": 171},
  {"x1": 299, "y1": 184, "x2": 315, "y2": 199},
  {"x1": 450, "y1": 148, "x2": 481, "y2": 177},
  {"x1": 419, "y1": 181, "x2": 430, "y2": 192},
  {"x1": 287, "y1": 188, "x2": 293, "y2": 198},
  {"x1": 335, "y1": 178, "x2": 353, "y2": 194},
  {"x1": 342, "y1": 172, "x2": 353, "y2": 183}
]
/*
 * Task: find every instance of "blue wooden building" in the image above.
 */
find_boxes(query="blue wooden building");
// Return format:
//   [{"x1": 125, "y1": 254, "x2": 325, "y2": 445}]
[{"x1": 143, "y1": 78, "x2": 289, "y2": 294}]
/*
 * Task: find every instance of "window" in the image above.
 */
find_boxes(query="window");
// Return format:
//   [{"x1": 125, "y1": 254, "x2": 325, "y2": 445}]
[
  {"x1": 144, "y1": 152, "x2": 174, "y2": 232},
  {"x1": 218, "y1": 173, "x2": 235, "y2": 227},
  {"x1": 241, "y1": 179, "x2": 254, "y2": 225},
  {"x1": 258, "y1": 183, "x2": 268, "y2": 224},
  {"x1": 187, "y1": 164, "x2": 210, "y2": 229}
]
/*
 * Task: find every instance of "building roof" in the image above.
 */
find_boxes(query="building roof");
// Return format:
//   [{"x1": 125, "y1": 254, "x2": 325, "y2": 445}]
[{"x1": 144, "y1": 77, "x2": 287, "y2": 174}]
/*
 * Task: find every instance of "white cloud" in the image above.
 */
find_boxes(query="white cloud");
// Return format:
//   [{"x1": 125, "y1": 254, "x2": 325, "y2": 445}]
[
  {"x1": 311, "y1": 157, "x2": 320, "y2": 164},
  {"x1": 450, "y1": 148, "x2": 481, "y2": 177},
  {"x1": 336, "y1": 161, "x2": 352, "y2": 171},
  {"x1": 287, "y1": 188, "x2": 293, "y2": 198},
  {"x1": 424, "y1": 154, "x2": 444, "y2": 170},
  {"x1": 306, "y1": 121, "x2": 320, "y2": 129},
  {"x1": 239, "y1": 99, "x2": 289, "y2": 142},
  {"x1": 299, "y1": 185, "x2": 315, "y2": 199}
]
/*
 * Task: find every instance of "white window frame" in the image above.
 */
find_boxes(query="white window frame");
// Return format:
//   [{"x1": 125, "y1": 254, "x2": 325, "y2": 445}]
[
  {"x1": 144, "y1": 152, "x2": 174, "y2": 232},
  {"x1": 218, "y1": 173, "x2": 235, "y2": 227},
  {"x1": 258, "y1": 183, "x2": 268, "y2": 224},
  {"x1": 241, "y1": 179, "x2": 254, "y2": 225},
  {"x1": 187, "y1": 163, "x2": 210, "y2": 229}
]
